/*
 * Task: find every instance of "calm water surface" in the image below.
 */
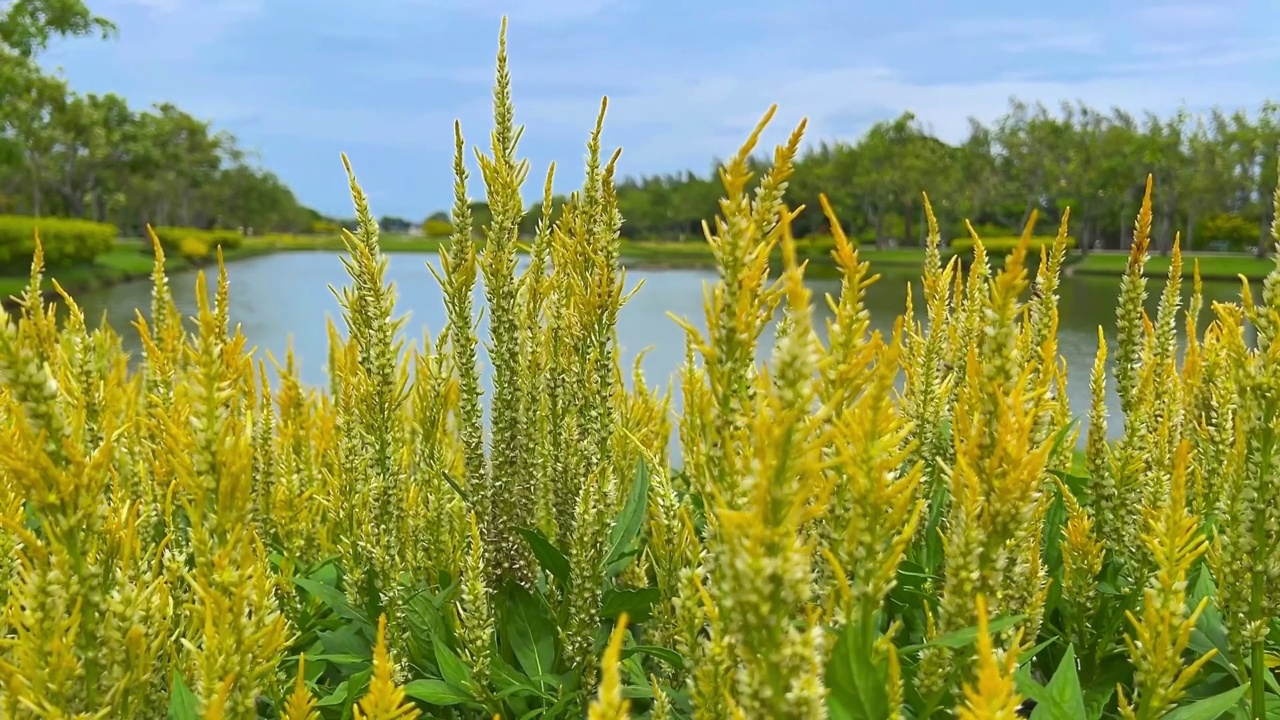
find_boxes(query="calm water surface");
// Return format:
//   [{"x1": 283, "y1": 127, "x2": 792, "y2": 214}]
[{"x1": 68, "y1": 251, "x2": 1252, "y2": 440}]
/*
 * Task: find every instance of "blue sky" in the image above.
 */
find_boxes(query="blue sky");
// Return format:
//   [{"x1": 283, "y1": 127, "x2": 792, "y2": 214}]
[{"x1": 37, "y1": 0, "x2": 1280, "y2": 220}]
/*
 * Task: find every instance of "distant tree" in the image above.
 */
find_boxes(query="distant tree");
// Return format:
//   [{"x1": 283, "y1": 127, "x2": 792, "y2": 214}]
[
  {"x1": 0, "y1": 1, "x2": 321, "y2": 232},
  {"x1": 604, "y1": 97, "x2": 1280, "y2": 254},
  {"x1": 379, "y1": 215, "x2": 412, "y2": 233}
]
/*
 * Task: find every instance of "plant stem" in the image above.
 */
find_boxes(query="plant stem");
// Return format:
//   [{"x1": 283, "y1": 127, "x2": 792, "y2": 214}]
[
  {"x1": 1251, "y1": 636, "x2": 1266, "y2": 720},
  {"x1": 1250, "y1": 403, "x2": 1275, "y2": 720}
]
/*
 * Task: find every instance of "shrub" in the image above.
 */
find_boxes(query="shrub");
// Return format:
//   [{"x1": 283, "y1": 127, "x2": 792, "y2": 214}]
[
  {"x1": 0, "y1": 214, "x2": 116, "y2": 270},
  {"x1": 149, "y1": 225, "x2": 244, "y2": 253},
  {"x1": 176, "y1": 235, "x2": 211, "y2": 262},
  {"x1": 422, "y1": 218, "x2": 453, "y2": 236},
  {"x1": 965, "y1": 222, "x2": 1012, "y2": 237},
  {"x1": 1196, "y1": 213, "x2": 1256, "y2": 251},
  {"x1": 950, "y1": 233, "x2": 1077, "y2": 254},
  {"x1": 3, "y1": 22, "x2": 1280, "y2": 720},
  {"x1": 310, "y1": 219, "x2": 342, "y2": 234}
]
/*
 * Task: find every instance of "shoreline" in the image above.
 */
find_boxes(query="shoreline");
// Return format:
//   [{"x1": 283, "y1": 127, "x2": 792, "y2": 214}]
[
  {"x1": 3, "y1": 242, "x2": 1274, "y2": 311},
  {"x1": 0, "y1": 244, "x2": 278, "y2": 311}
]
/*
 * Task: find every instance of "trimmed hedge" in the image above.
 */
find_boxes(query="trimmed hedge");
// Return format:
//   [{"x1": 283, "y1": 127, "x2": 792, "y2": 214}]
[
  {"x1": 176, "y1": 236, "x2": 212, "y2": 263},
  {"x1": 149, "y1": 226, "x2": 244, "y2": 253},
  {"x1": 422, "y1": 218, "x2": 453, "y2": 237},
  {"x1": 0, "y1": 215, "x2": 117, "y2": 270},
  {"x1": 950, "y1": 235, "x2": 1077, "y2": 255}
]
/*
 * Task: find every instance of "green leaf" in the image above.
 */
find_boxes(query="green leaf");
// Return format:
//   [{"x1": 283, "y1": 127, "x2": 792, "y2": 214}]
[
  {"x1": 284, "y1": 652, "x2": 365, "y2": 665},
  {"x1": 1048, "y1": 469, "x2": 1090, "y2": 500},
  {"x1": 604, "y1": 461, "x2": 650, "y2": 576},
  {"x1": 1018, "y1": 637, "x2": 1056, "y2": 665},
  {"x1": 1014, "y1": 663, "x2": 1049, "y2": 708},
  {"x1": 342, "y1": 667, "x2": 373, "y2": 712},
  {"x1": 1162, "y1": 685, "x2": 1247, "y2": 720},
  {"x1": 516, "y1": 526, "x2": 571, "y2": 583},
  {"x1": 605, "y1": 548, "x2": 642, "y2": 578},
  {"x1": 826, "y1": 617, "x2": 892, "y2": 720},
  {"x1": 293, "y1": 576, "x2": 372, "y2": 627},
  {"x1": 306, "y1": 557, "x2": 341, "y2": 588},
  {"x1": 318, "y1": 623, "x2": 372, "y2": 661},
  {"x1": 1046, "y1": 419, "x2": 1079, "y2": 471},
  {"x1": 503, "y1": 585, "x2": 557, "y2": 686},
  {"x1": 622, "y1": 645, "x2": 686, "y2": 671},
  {"x1": 316, "y1": 680, "x2": 349, "y2": 706},
  {"x1": 622, "y1": 684, "x2": 655, "y2": 700},
  {"x1": 1187, "y1": 567, "x2": 1240, "y2": 680},
  {"x1": 441, "y1": 472, "x2": 471, "y2": 504},
  {"x1": 491, "y1": 651, "x2": 553, "y2": 699},
  {"x1": 403, "y1": 589, "x2": 445, "y2": 667},
  {"x1": 1030, "y1": 645, "x2": 1086, "y2": 720},
  {"x1": 920, "y1": 471, "x2": 950, "y2": 575},
  {"x1": 433, "y1": 636, "x2": 474, "y2": 694},
  {"x1": 600, "y1": 587, "x2": 660, "y2": 622},
  {"x1": 168, "y1": 672, "x2": 199, "y2": 720},
  {"x1": 1042, "y1": 479, "x2": 1071, "y2": 578},
  {"x1": 404, "y1": 679, "x2": 473, "y2": 706},
  {"x1": 901, "y1": 614, "x2": 1027, "y2": 654}
]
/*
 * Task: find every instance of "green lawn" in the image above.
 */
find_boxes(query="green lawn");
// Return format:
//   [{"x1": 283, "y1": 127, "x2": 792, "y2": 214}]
[
  {"x1": 1069, "y1": 250, "x2": 1277, "y2": 281},
  {"x1": 0, "y1": 247, "x2": 183, "y2": 301}
]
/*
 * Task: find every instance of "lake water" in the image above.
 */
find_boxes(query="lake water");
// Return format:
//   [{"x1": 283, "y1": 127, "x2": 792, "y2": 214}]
[{"x1": 66, "y1": 251, "x2": 1254, "y2": 440}]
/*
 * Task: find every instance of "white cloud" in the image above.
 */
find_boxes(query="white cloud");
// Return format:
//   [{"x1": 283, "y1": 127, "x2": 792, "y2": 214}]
[{"x1": 94, "y1": 0, "x2": 263, "y2": 59}]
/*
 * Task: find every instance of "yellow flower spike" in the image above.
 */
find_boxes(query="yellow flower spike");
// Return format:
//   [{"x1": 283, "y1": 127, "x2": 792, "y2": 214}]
[
  {"x1": 282, "y1": 655, "x2": 320, "y2": 720},
  {"x1": 353, "y1": 614, "x2": 421, "y2": 720},
  {"x1": 456, "y1": 511, "x2": 494, "y2": 686},
  {"x1": 1119, "y1": 440, "x2": 1215, "y2": 720},
  {"x1": 1134, "y1": 174, "x2": 1154, "y2": 257},
  {"x1": 819, "y1": 193, "x2": 854, "y2": 260},
  {"x1": 587, "y1": 614, "x2": 632, "y2": 720},
  {"x1": 955, "y1": 596, "x2": 1024, "y2": 720},
  {"x1": 203, "y1": 674, "x2": 235, "y2": 720},
  {"x1": 919, "y1": 204, "x2": 1055, "y2": 700},
  {"x1": 1114, "y1": 177, "x2": 1155, "y2": 419},
  {"x1": 649, "y1": 673, "x2": 674, "y2": 720},
  {"x1": 1057, "y1": 476, "x2": 1104, "y2": 649}
]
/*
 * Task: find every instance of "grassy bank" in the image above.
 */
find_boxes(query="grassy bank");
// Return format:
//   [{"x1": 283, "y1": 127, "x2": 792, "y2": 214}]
[
  {"x1": 4, "y1": 235, "x2": 1276, "y2": 307},
  {"x1": 1068, "y1": 249, "x2": 1275, "y2": 281},
  {"x1": 0, "y1": 241, "x2": 276, "y2": 306}
]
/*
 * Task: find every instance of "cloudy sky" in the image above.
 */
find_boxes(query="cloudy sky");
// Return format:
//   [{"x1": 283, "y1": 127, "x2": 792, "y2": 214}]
[{"x1": 37, "y1": 0, "x2": 1280, "y2": 219}]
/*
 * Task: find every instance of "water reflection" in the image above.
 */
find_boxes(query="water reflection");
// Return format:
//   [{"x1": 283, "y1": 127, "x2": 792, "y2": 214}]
[{"x1": 66, "y1": 251, "x2": 1255, "y2": 442}]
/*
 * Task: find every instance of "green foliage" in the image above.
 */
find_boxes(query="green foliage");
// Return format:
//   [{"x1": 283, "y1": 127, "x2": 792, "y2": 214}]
[
  {"x1": 149, "y1": 226, "x2": 244, "y2": 253},
  {"x1": 951, "y1": 235, "x2": 1078, "y2": 255},
  {"x1": 0, "y1": 3, "x2": 320, "y2": 235},
  {"x1": 175, "y1": 235, "x2": 210, "y2": 263},
  {"x1": 0, "y1": 212, "x2": 113, "y2": 269},
  {"x1": 422, "y1": 218, "x2": 453, "y2": 237},
  {"x1": 0, "y1": 0, "x2": 114, "y2": 58},
  {"x1": 310, "y1": 219, "x2": 342, "y2": 234},
  {"x1": 499, "y1": 100, "x2": 1280, "y2": 254},
  {"x1": 378, "y1": 215, "x2": 412, "y2": 233},
  {"x1": 1195, "y1": 213, "x2": 1256, "y2": 251}
]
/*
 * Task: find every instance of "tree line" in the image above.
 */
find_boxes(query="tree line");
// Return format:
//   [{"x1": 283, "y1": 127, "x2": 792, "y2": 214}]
[
  {"x1": 609, "y1": 101, "x2": 1280, "y2": 253},
  {"x1": 0, "y1": 0, "x2": 321, "y2": 236},
  {"x1": 418, "y1": 100, "x2": 1280, "y2": 255}
]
